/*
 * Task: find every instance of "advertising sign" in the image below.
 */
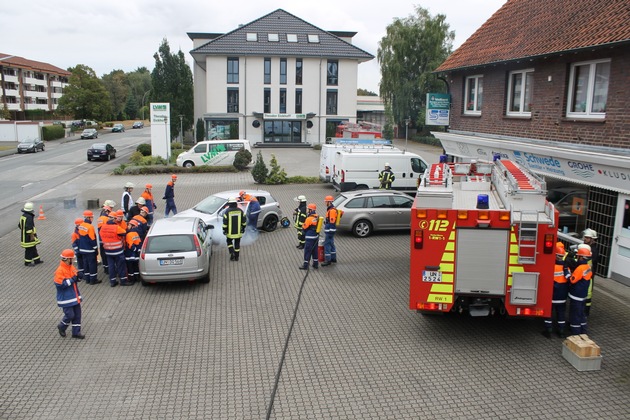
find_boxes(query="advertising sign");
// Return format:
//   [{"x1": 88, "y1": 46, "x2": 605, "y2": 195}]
[
  {"x1": 150, "y1": 103, "x2": 171, "y2": 160},
  {"x1": 425, "y1": 93, "x2": 450, "y2": 126}
]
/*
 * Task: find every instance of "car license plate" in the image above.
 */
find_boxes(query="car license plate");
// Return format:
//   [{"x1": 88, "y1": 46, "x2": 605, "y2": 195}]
[
  {"x1": 159, "y1": 258, "x2": 183, "y2": 266},
  {"x1": 422, "y1": 270, "x2": 442, "y2": 282}
]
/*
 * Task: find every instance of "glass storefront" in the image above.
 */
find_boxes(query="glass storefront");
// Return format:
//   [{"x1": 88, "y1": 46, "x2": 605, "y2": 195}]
[
  {"x1": 206, "y1": 119, "x2": 239, "y2": 140},
  {"x1": 263, "y1": 120, "x2": 302, "y2": 143}
]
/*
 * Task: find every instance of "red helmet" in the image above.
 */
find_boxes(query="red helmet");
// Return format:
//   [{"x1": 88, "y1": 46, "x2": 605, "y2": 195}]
[
  {"x1": 325, "y1": 195, "x2": 334, "y2": 202},
  {"x1": 83, "y1": 210, "x2": 94, "y2": 218},
  {"x1": 171, "y1": 174, "x2": 177, "y2": 180},
  {"x1": 60, "y1": 249, "x2": 75, "y2": 259},
  {"x1": 555, "y1": 242, "x2": 565, "y2": 255},
  {"x1": 145, "y1": 183, "x2": 152, "y2": 189},
  {"x1": 140, "y1": 206, "x2": 149, "y2": 213},
  {"x1": 239, "y1": 190, "x2": 246, "y2": 197},
  {"x1": 128, "y1": 219, "x2": 139, "y2": 226},
  {"x1": 115, "y1": 209, "x2": 124, "y2": 217},
  {"x1": 74, "y1": 218, "x2": 84, "y2": 225},
  {"x1": 307, "y1": 203, "x2": 317, "y2": 211}
]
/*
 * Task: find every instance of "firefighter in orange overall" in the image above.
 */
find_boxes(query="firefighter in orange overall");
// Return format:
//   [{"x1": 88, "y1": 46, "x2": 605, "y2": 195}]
[
  {"x1": 568, "y1": 246, "x2": 593, "y2": 335},
  {"x1": 238, "y1": 190, "x2": 261, "y2": 231},
  {"x1": 299, "y1": 203, "x2": 319, "y2": 270},
  {"x1": 141, "y1": 184, "x2": 156, "y2": 226},
  {"x1": 78, "y1": 210, "x2": 100, "y2": 285},
  {"x1": 97, "y1": 200, "x2": 116, "y2": 275},
  {"x1": 321, "y1": 195, "x2": 338, "y2": 266},
  {"x1": 100, "y1": 213, "x2": 129, "y2": 287},
  {"x1": 55, "y1": 249, "x2": 85, "y2": 339},
  {"x1": 542, "y1": 242, "x2": 570, "y2": 338}
]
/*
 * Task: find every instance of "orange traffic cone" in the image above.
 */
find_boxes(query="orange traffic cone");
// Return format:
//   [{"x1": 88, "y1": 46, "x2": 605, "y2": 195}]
[{"x1": 38, "y1": 205, "x2": 46, "y2": 220}]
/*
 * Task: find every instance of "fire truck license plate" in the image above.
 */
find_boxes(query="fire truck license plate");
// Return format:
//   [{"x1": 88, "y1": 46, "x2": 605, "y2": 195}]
[{"x1": 422, "y1": 271, "x2": 442, "y2": 282}]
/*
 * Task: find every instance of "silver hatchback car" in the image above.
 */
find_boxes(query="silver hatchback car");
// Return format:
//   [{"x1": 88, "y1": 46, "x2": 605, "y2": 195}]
[
  {"x1": 333, "y1": 189, "x2": 414, "y2": 237},
  {"x1": 176, "y1": 189, "x2": 283, "y2": 242},
  {"x1": 139, "y1": 217, "x2": 213, "y2": 286}
]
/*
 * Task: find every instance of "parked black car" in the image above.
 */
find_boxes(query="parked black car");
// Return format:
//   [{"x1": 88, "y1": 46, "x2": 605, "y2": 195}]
[
  {"x1": 87, "y1": 143, "x2": 116, "y2": 161},
  {"x1": 17, "y1": 138, "x2": 45, "y2": 153},
  {"x1": 132, "y1": 121, "x2": 144, "y2": 129}
]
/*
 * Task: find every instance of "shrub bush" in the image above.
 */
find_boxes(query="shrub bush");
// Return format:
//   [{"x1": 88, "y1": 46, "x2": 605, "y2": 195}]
[
  {"x1": 42, "y1": 125, "x2": 65, "y2": 140},
  {"x1": 136, "y1": 143, "x2": 151, "y2": 156},
  {"x1": 233, "y1": 149, "x2": 252, "y2": 170},
  {"x1": 266, "y1": 154, "x2": 287, "y2": 184},
  {"x1": 312, "y1": 144, "x2": 322, "y2": 150},
  {"x1": 251, "y1": 151, "x2": 268, "y2": 184},
  {"x1": 286, "y1": 176, "x2": 321, "y2": 184}
]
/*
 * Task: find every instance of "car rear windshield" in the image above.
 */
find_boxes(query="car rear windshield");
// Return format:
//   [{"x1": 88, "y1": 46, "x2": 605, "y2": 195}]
[
  {"x1": 92, "y1": 144, "x2": 106, "y2": 150},
  {"x1": 145, "y1": 235, "x2": 195, "y2": 253}
]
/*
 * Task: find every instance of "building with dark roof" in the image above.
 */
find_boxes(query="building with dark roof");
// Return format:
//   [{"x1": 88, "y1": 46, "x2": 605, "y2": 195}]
[
  {"x1": 0, "y1": 53, "x2": 70, "y2": 118},
  {"x1": 188, "y1": 9, "x2": 374, "y2": 146},
  {"x1": 432, "y1": 0, "x2": 630, "y2": 283}
]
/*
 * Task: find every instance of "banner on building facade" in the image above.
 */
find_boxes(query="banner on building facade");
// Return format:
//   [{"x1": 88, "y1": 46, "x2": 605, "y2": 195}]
[{"x1": 425, "y1": 93, "x2": 450, "y2": 126}]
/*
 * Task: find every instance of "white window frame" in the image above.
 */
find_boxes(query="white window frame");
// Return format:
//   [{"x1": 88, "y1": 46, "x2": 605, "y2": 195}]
[
  {"x1": 506, "y1": 69, "x2": 534, "y2": 117},
  {"x1": 246, "y1": 33, "x2": 257, "y2": 42},
  {"x1": 268, "y1": 33, "x2": 279, "y2": 42},
  {"x1": 308, "y1": 34, "x2": 319, "y2": 43},
  {"x1": 566, "y1": 58, "x2": 610, "y2": 120},
  {"x1": 287, "y1": 34, "x2": 298, "y2": 43},
  {"x1": 464, "y1": 75, "x2": 483, "y2": 115}
]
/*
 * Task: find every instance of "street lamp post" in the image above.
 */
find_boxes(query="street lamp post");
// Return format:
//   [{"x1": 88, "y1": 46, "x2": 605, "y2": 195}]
[
  {"x1": 404, "y1": 117, "x2": 410, "y2": 150},
  {"x1": 179, "y1": 115, "x2": 184, "y2": 144},
  {"x1": 164, "y1": 116, "x2": 169, "y2": 162},
  {"x1": 141, "y1": 90, "x2": 151, "y2": 121}
]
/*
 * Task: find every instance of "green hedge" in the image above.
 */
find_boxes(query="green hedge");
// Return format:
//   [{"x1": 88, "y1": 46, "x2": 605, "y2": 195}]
[{"x1": 42, "y1": 125, "x2": 65, "y2": 140}]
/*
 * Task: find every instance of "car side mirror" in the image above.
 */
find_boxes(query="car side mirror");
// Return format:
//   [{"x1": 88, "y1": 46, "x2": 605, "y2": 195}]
[{"x1": 207, "y1": 224, "x2": 215, "y2": 230}]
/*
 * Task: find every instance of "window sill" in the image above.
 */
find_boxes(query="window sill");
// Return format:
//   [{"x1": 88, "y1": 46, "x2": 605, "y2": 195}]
[
  {"x1": 462, "y1": 113, "x2": 482, "y2": 118},
  {"x1": 561, "y1": 117, "x2": 606, "y2": 124},
  {"x1": 504, "y1": 115, "x2": 532, "y2": 120}
]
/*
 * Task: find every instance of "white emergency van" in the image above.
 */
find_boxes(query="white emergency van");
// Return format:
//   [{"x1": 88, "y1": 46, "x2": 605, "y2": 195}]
[
  {"x1": 331, "y1": 149, "x2": 428, "y2": 193},
  {"x1": 319, "y1": 140, "x2": 396, "y2": 182},
  {"x1": 176, "y1": 140, "x2": 251, "y2": 167}
]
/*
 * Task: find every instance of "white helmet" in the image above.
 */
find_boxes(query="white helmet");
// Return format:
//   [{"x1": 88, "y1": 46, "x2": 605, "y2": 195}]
[
  {"x1": 125, "y1": 182, "x2": 135, "y2": 189},
  {"x1": 228, "y1": 197, "x2": 238, "y2": 203},
  {"x1": 136, "y1": 197, "x2": 146, "y2": 205},
  {"x1": 582, "y1": 228, "x2": 597, "y2": 239},
  {"x1": 385, "y1": 162, "x2": 391, "y2": 168},
  {"x1": 23, "y1": 202, "x2": 34, "y2": 212},
  {"x1": 577, "y1": 243, "x2": 592, "y2": 252},
  {"x1": 294, "y1": 195, "x2": 306, "y2": 202},
  {"x1": 103, "y1": 199, "x2": 116, "y2": 208}
]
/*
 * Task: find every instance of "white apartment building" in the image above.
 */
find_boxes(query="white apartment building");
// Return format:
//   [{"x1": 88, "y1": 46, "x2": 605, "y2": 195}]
[
  {"x1": 188, "y1": 9, "x2": 374, "y2": 146},
  {"x1": 0, "y1": 53, "x2": 70, "y2": 118}
]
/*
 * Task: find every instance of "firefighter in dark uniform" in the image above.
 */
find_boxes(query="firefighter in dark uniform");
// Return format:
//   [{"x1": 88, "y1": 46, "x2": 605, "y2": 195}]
[
  {"x1": 222, "y1": 197, "x2": 246, "y2": 261},
  {"x1": 293, "y1": 195, "x2": 307, "y2": 249},
  {"x1": 163, "y1": 174, "x2": 178, "y2": 217},
  {"x1": 299, "y1": 203, "x2": 319, "y2": 270},
  {"x1": 19, "y1": 202, "x2": 43, "y2": 266},
  {"x1": 568, "y1": 246, "x2": 593, "y2": 335},
  {"x1": 379, "y1": 162, "x2": 395, "y2": 189},
  {"x1": 542, "y1": 242, "x2": 570, "y2": 338},
  {"x1": 321, "y1": 195, "x2": 338, "y2": 266},
  {"x1": 582, "y1": 228, "x2": 599, "y2": 316}
]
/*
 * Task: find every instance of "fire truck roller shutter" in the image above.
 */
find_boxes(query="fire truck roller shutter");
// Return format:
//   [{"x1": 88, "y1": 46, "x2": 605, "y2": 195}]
[{"x1": 455, "y1": 228, "x2": 510, "y2": 295}]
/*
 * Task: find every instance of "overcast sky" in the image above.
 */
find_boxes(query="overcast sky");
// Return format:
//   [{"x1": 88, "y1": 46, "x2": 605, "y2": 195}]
[{"x1": 1, "y1": 0, "x2": 506, "y2": 93}]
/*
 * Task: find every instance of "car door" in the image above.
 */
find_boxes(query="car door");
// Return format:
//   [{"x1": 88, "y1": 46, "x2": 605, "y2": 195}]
[
  {"x1": 367, "y1": 195, "x2": 394, "y2": 229},
  {"x1": 390, "y1": 195, "x2": 414, "y2": 227}
]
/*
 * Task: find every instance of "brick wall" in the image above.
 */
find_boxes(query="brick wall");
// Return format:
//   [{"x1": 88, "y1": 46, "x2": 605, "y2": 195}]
[{"x1": 444, "y1": 47, "x2": 630, "y2": 148}]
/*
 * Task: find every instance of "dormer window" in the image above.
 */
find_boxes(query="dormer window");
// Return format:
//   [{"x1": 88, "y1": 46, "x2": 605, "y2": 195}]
[
  {"x1": 268, "y1": 33, "x2": 279, "y2": 42},
  {"x1": 287, "y1": 34, "x2": 298, "y2": 43},
  {"x1": 308, "y1": 34, "x2": 319, "y2": 43},
  {"x1": 246, "y1": 33, "x2": 257, "y2": 41}
]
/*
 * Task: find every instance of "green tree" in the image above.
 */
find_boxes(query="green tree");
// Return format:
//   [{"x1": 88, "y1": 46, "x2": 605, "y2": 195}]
[
  {"x1": 357, "y1": 88, "x2": 378, "y2": 96},
  {"x1": 57, "y1": 65, "x2": 111, "y2": 120},
  {"x1": 266, "y1": 154, "x2": 287, "y2": 184},
  {"x1": 124, "y1": 94, "x2": 138, "y2": 120},
  {"x1": 377, "y1": 6, "x2": 454, "y2": 134},
  {"x1": 251, "y1": 151, "x2": 268, "y2": 184},
  {"x1": 196, "y1": 118, "x2": 206, "y2": 142},
  {"x1": 0, "y1": 103, "x2": 11, "y2": 120},
  {"x1": 102, "y1": 70, "x2": 129, "y2": 121},
  {"x1": 151, "y1": 39, "x2": 194, "y2": 140},
  {"x1": 127, "y1": 67, "x2": 152, "y2": 119}
]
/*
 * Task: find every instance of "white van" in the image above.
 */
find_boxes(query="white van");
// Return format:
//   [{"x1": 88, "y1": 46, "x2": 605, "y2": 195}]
[
  {"x1": 319, "y1": 140, "x2": 397, "y2": 182},
  {"x1": 176, "y1": 140, "x2": 251, "y2": 167},
  {"x1": 331, "y1": 150, "x2": 428, "y2": 193}
]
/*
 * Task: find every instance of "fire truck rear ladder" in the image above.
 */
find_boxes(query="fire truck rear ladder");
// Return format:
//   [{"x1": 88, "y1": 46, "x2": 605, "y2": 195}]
[{"x1": 513, "y1": 210, "x2": 541, "y2": 264}]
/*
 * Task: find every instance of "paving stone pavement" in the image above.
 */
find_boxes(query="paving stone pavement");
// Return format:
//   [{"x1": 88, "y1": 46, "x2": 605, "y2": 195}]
[{"x1": 1, "y1": 140, "x2": 629, "y2": 419}]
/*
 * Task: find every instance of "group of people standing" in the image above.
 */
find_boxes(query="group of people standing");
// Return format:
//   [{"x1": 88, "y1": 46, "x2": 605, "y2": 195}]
[
  {"x1": 293, "y1": 194, "x2": 339, "y2": 270},
  {"x1": 544, "y1": 229, "x2": 599, "y2": 338}
]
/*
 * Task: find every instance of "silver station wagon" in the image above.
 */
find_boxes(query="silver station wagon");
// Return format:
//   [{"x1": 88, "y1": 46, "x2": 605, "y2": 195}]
[{"x1": 139, "y1": 217, "x2": 213, "y2": 286}]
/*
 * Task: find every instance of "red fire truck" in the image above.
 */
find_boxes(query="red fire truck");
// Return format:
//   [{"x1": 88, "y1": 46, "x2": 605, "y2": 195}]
[{"x1": 409, "y1": 158, "x2": 559, "y2": 317}]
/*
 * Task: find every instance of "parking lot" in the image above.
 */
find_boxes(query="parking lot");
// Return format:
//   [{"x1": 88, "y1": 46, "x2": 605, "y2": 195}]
[{"x1": 1, "y1": 140, "x2": 629, "y2": 419}]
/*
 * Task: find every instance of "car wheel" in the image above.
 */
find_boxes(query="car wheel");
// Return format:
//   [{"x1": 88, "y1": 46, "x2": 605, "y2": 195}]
[
  {"x1": 87, "y1": 157, "x2": 91, "y2": 161},
  {"x1": 262, "y1": 214, "x2": 278, "y2": 232},
  {"x1": 183, "y1": 161, "x2": 194, "y2": 168},
  {"x1": 352, "y1": 219, "x2": 373, "y2": 238},
  {"x1": 198, "y1": 271, "x2": 210, "y2": 284},
  {"x1": 41, "y1": 146, "x2": 45, "y2": 152},
  {"x1": 141, "y1": 279, "x2": 150, "y2": 287}
]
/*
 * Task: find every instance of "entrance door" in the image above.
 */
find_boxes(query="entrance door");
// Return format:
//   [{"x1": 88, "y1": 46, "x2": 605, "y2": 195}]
[{"x1": 610, "y1": 194, "x2": 630, "y2": 286}]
